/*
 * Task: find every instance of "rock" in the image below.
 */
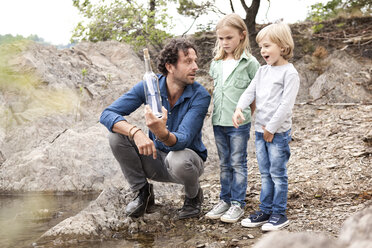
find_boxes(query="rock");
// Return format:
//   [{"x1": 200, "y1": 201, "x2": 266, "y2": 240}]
[
  {"x1": 339, "y1": 205, "x2": 372, "y2": 248},
  {"x1": 0, "y1": 41, "x2": 144, "y2": 192},
  {"x1": 40, "y1": 182, "x2": 183, "y2": 239},
  {"x1": 307, "y1": 51, "x2": 371, "y2": 103},
  {"x1": 253, "y1": 231, "x2": 343, "y2": 248}
]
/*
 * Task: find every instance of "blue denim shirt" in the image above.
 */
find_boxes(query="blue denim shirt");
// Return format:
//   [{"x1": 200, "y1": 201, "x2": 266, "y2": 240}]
[{"x1": 100, "y1": 74, "x2": 211, "y2": 161}]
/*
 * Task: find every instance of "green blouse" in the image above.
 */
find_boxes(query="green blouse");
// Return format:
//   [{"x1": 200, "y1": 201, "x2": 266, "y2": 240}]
[{"x1": 209, "y1": 52, "x2": 260, "y2": 126}]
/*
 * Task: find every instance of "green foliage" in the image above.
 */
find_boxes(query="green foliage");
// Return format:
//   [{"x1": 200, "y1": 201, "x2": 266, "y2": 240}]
[
  {"x1": 335, "y1": 22, "x2": 346, "y2": 28},
  {"x1": 0, "y1": 34, "x2": 46, "y2": 45},
  {"x1": 307, "y1": 0, "x2": 371, "y2": 22},
  {"x1": 177, "y1": 0, "x2": 212, "y2": 17},
  {"x1": 81, "y1": 68, "x2": 87, "y2": 78},
  {"x1": 72, "y1": 0, "x2": 174, "y2": 51},
  {"x1": 311, "y1": 23, "x2": 325, "y2": 33}
]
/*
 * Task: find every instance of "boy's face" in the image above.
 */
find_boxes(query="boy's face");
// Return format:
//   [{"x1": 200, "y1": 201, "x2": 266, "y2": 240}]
[{"x1": 258, "y1": 35, "x2": 287, "y2": 66}]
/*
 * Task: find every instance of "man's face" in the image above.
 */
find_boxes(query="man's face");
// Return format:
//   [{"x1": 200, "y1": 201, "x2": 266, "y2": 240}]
[{"x1": 170, "y1": 48, "x2": 198, "y2": 86}]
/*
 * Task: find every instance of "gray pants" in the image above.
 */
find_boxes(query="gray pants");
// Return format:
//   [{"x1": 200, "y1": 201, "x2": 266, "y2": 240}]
[{"x1": 108, "y1": 132, "x2": 204, "y2": 198}]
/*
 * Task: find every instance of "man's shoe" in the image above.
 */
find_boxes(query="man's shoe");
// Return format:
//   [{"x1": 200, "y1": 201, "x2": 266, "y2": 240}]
[
  {"x1": 178, "y1": 188, "x2": 203, "y2": 219},
  {"x1": 241, "y1": 210, "x2": 270, "y2": 227},
  {"x1": 261, "y1": 214, "x2": 290, "y2": 231},
  {"x1": 205, "y1": 200, "x2": 230, "y2": 219},
  {"x1": 125, "y1": 183, "x2": 154, "y2": 218},
  {"x1": 220, "y1": 201, "x2": 244, "y2": 223}
]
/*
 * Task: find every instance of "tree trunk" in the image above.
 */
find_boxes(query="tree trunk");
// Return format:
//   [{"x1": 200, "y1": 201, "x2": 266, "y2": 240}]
[
  {"x1": 149, "y1": 0, "x2": 156, "y2": 12},
  {"x1": 240, "y1": 0, "x2": 261, "y2": 48}
]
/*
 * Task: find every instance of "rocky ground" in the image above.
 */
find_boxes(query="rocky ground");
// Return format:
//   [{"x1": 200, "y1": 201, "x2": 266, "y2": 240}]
[
  {"x1": 115, "y1": 103, "x2": 371, "y2": 248},
  {"x1": 37, "y1": 103, "x2": 371, "y2": 248},
  {"x1": 1, "y1": 16, "x2": 371, "y2": 248}
]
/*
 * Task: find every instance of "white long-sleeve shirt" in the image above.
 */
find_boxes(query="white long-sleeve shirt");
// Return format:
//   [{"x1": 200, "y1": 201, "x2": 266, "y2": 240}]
[{"x1": 236, "y1": 63, "x2": 300, "y2": 134}]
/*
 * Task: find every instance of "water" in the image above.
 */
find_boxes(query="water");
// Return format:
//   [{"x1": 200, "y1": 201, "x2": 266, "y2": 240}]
[
  {"x1": 0, "y1": 194, "x2": 250, "y2": 248},
  {"x1": 0, "y1": 194, "x2": 191, "y2": 248},
  {"x1": 0, "y1": 193, "x2": 98, "y2": 248}
]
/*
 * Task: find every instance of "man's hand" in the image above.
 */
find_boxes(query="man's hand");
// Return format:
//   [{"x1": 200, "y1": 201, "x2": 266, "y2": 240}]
[
  {"x1": 132, "y1": 130, "x2": 157, "y2": 159},
  {"x1": 145, "y1": 105, "x2": 168, "y2": 134},
  {"x1": 112, "y1": 119, "x2": 158, "y2": 159},
  {"x1": 262, "y1": 126, "x2": 274, "y2": 143},
  {"x1": 232, "y1": 108, "x2": 245, "y2": 128}
]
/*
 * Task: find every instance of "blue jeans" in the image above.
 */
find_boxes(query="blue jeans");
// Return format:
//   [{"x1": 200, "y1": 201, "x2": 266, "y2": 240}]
[
  {"x1": 213, "y1": 123, "x2": 251, "y2": 207},
  {"x1": 255, "y1": 130, "x2": 291, "y2": 216}
]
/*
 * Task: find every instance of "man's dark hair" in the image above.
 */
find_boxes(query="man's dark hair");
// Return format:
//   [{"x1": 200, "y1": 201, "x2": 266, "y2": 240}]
[{"x1": 157, "y1": 38, "x2": 198, "y2": 76}]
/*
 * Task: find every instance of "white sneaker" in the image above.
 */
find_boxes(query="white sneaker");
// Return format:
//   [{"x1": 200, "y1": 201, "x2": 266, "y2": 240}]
[
  {"x1": 205, "y1": 200, "x2": 230, "y2": 219},
  {"x1": 261, "y1": 214, "x2": 290, "y2": 231},
  {"x1": 220, "y1": 202, "x2": 244, "y2": 223}
]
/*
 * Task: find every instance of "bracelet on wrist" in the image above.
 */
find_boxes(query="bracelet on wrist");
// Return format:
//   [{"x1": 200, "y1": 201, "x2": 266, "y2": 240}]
[
  {"x1": 128, "y1": 125, "x2": 137, "y2": 139},
  {"x1": 158, "y1": 130, "x2": 170, "y2": 142},
  {"x1": 131, "y1": 128, "x2": 141, "y2": 140},
  {"x1": 128, "y1": 126, "x2": 139, "y2": 140}
]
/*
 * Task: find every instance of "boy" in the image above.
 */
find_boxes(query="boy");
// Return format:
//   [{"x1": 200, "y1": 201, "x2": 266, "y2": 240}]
[{"x1": 232, "y1": 22, "x2": 300, "y2": 231}]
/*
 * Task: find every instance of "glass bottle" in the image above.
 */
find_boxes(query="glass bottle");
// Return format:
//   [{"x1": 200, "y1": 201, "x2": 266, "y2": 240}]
[{"x1": 143, "y1": 48, "x2": 162, "y2": 118}]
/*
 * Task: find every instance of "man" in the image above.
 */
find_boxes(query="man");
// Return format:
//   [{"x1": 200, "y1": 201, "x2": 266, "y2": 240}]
[{"x1": 100, "y1": 38, "x2": 211, "y2": 219}]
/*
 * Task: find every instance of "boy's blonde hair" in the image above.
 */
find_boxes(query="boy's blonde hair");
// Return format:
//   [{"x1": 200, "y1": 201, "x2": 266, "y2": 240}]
[
  {"x1": 213, "y1": 13, "x2": 251, "y2": 60},
  {"x1": 256, "y1": 22, "x2": 294, "y2": 60}
]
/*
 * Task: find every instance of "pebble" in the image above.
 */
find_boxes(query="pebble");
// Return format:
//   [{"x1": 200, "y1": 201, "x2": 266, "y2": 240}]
[{"x1": 247, "y1": 234, "x2": 254, "y2": 239}]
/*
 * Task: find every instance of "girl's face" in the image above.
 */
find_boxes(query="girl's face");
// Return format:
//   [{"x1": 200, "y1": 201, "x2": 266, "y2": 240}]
[
  {"x1": 258, "y1": 35, "x2": 287, "y2": 66},
  {"x1": 216, "y1": 26, "x2": 244, "y2": 59}
]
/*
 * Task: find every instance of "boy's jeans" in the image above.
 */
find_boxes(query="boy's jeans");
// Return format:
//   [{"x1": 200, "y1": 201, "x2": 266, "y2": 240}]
[
  {"x1": 255, "y1": 130, "x2": 291, "y2": 216},
  {"x1": 213, "y1": 123, "x2": 251, "y2": 207}
]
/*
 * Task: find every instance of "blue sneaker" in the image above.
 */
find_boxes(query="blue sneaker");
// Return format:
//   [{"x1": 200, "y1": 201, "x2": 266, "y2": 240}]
[
  {"x1": 261, "y1": 214, "x2": 290, "y2": 231},
  {"x1": 241, "y1": 210, "x2": 270, "y2": 227}
]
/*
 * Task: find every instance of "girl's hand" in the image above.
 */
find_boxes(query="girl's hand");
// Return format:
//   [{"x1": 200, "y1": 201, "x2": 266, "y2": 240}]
[
  {"x1": 232, "y1": 108, "x2": 245, "y2": 128},
  {"x1": 262, "y1": 126, "x2": 274, "y2": 143}
]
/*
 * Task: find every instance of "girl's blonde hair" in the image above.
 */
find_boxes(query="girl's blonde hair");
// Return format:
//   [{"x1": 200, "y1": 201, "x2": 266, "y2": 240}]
[
  {"x1": 256, "y1": 22, "x2": 294, "y2": 60},
  {"x1": 213, "y1": 13, "x2": 251, "y2": 60}
]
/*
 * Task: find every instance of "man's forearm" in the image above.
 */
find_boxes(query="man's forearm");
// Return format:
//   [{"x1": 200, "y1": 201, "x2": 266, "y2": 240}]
[
  {"x1": 112, "y1": 120, "x2": 135, "y2": 137},
  {"x1": 156, "y1": 129, "x2": 177, "y2": 147}
]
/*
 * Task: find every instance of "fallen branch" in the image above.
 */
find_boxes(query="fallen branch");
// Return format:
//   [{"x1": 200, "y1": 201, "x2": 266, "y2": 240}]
[
  {"x1": 343, "y1": 35, "x2": 372, "y2": 44},
  {"x1": 296, "y1": 102, "x2": 371, "y2": 106},
  {"x1": 298, "y1": 86, "x2": 335, "y2": 105}
]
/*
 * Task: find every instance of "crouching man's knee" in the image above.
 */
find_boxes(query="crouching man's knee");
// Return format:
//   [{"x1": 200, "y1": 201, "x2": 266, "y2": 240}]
[{"x1": 166, "y1": 149, "x2": 204, "y2": 181}]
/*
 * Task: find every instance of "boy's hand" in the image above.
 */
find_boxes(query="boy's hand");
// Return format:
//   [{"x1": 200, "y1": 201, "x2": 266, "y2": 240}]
[
  {"x1": 232, "y1": 108, "x2": 245, "y2": 128},
  {"x1": 262, "y1": 126, "x2": 274, "y2": 143}
]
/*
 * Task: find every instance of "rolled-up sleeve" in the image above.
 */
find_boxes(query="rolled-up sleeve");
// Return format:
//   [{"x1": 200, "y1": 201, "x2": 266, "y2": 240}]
[{"x1": 100, "y1": 82, "x2": 145, "y2": 132}]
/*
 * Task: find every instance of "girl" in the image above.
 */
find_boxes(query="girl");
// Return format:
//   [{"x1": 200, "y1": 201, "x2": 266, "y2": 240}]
[
  {"x1": 206, "y1": 13, "x2": 260, "y2": 223},
  {"x1": 233, "y1": 22, "x2": 300, "y2": 231}
]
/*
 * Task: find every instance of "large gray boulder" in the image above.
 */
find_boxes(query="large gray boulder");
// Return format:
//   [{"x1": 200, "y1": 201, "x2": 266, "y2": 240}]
[
  {"x1": 253, "y1": 231, "x2": 342, "y2": 248},
  {"x1": 339, "y1": 206, "x2": 372, "y2": 248},
  {"x1": 308, "y1": 50, "x2": 371, "y2": 103},
  {"x1": 0, "y1": 41, "x2": 144, "y2": 192},
  {"x1": 253, "y1": 205, "x2": 372, "y2": 248}
]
